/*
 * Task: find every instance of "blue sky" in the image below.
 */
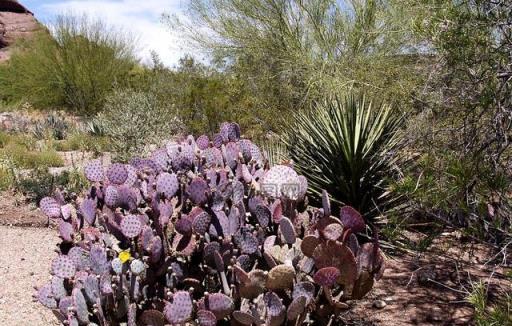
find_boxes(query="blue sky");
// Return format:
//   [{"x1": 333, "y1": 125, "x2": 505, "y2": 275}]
[{"x1": 21, "y1": 0, "x2": 193, "y2": 66}]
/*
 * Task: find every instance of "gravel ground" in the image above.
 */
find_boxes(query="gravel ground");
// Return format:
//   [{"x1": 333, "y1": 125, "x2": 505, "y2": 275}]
[{"x1": 0, "y1": 226, "x2": 59, "y2": 326}]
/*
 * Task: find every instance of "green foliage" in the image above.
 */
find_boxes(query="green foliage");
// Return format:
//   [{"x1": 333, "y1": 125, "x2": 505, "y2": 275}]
[
  {"x1": 0, "y1": 14, "x2": 137, "y2": 114},
  {"x1": 95, "y1": 89, "x2": 183, "y2": 161},
  {"x1": 0, "y1": 131, "x2": 64, "y2": 169},
  {"x1": 0, "y1": 167, "x2": 14, "y2": 191},
  {"x1": 32, "y1": 112, "x2": 69, "y2": 140},
  {"x1": 0, "y1": 144, "x2": 64, "y2": 169},
  {"x1": 133, "y1": 55, "x2": 273, "y2": 140},
  {"x1": 260, "y1": 136, "x2": 290, "y2": 167},
  {"x1": 170, "y1": 0, "x2": 426, "y2": 130},
  {"x1": 396, "y1": 1, "x2": 512, "y2": 236},
  {"x1": 285, "y1": 93, "x2": 403, "y2": 218},
  {"x1": 467, "y1": 281, "x2": 512, "y2": 326},
  {"x1": 52, "y1": 131, "x2": 110, "y2": 153},
  {"x1": 16, "y1": 168, "x2": 88, "y2": 204}
]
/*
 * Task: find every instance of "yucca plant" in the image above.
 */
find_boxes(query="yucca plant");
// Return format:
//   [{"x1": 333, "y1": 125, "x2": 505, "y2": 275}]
[{"x1": 285, "y1": 93, "x2": 403, "y2": 220}]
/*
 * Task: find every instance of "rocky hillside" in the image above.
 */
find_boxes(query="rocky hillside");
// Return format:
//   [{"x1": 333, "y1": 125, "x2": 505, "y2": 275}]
[{"x1": 0, "y1": 0, "x2": 39, "y2": 62}]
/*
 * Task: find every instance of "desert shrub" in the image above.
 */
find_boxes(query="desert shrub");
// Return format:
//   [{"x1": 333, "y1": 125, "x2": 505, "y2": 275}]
[
  {"x1": 0, "y1": 130, "x2": 35, "y2": 149},
  {"x1": 467, "y1": 281, "x2": 512, "y2": 326},
  {"x1": 394, "y1": 0, "x2": 512, "y2": 241},
  {"x1": 0, "y1": 167, "x2": 13, "y2": 191},
  {"x1": 95, "y1": 89, "x2": 183, "y2": 162},
  {"x1": 36, "y1": 122, "x2": 386, "y2": 325},
  {"x1": 53, "y1": 131, "x2": 110, "y2": 153},
  {"x1": 285, "y1": 93, "x2": 403, "y2": 219},
  {"x1": 0, "y1": 14, "x2": 137, "y2": 114},
  {"x1": 32, "y1": 112, "x2": 69, "y2": 140},
  {"x1": 260, "y1": 135, "x2": 289, "y2": 167},
  {"x1": 16, "y1": 168, "x2": 87, "y2": 204},
  {"x1": 169, "y1": 0, "x2": 426, "y2": 133},
  {"x1": 139, "y1": 55, "x2": 273, "y2": 140},
  {"x1": 0, "y1": 143, "x2": 64, "y2": 169},
  {"x1": 0, "y1": 132, "x2": 64, "y2": 169}
]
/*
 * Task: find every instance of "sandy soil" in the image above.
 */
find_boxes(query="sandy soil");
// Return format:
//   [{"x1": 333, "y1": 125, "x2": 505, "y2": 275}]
[
  {"x1": 0, "y1": 192, "x2": 48, "y2": 227},
  {"x1": 0, "y1": 225, "x2": 59, "y2": 326}
]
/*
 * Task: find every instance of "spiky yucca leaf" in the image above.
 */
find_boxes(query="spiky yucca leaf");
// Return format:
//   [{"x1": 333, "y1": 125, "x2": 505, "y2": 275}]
[
  {"x1": 285, "y1": 93, "x2": 402, "y2": 219},
  {"x1": 261, "y1": 137, "x2": 289, "y2": 167}
]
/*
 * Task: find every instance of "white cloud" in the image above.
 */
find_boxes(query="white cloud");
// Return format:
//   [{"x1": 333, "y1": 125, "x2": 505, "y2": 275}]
[{"x1": 40, "y1": 0, "x2": 196, "y2": 67}]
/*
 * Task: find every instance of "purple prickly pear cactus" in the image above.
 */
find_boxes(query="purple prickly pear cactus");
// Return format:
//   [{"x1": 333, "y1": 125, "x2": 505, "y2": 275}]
[{"x1": 36, "y1": 121, "x2": 385, "y2": 325}]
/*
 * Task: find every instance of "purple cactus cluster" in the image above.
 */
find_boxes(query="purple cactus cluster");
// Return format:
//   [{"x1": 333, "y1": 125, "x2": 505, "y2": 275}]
[{"x1": 36, "y1": 122, "x2": 386, "y2": 325}]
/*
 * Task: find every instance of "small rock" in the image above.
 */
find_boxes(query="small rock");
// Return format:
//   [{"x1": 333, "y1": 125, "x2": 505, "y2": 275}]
[
  {"x1": 373, "y1": 300, "x2": 387, "y2": 309},
  {"x1": 383, "y1": 296, "x2": 393, "y2": 302}
]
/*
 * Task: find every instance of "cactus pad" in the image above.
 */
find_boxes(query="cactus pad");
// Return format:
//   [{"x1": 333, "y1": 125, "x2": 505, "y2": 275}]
[
  {"x1": 264, "y1": 291, "x2": 285, "y2": 318},
  {"x1": 164, "y1": 291, "x2": 193, "y2": 324},
  {"x1": 292, "y1": 281, "x2": 315, "y2": 301},
  {"x1": 59, "y1": 220, "x2": 73, "y2": 242},
  {"x1": 40, "y1": 197, "x2": 61, "y2": 219},
  {"x1": 72, "y1": 288, "x2": 90, "y2": 324},
  {"x1": 104, "y1": 185, "x2": 119, "y2": 208},
  {"x1": 84, "y1": 159, "x2": 104, "y2": 182},
  {"x1": 111, "y1": 257, "x2": 123, "y2": 274},
  {"x1": 90, "y1": 244, "x2": 109, "y2": 274},
  {"x1": 279, "y1": 216, "x2": 296, "y2": 244},
  {"x1": 233, "y1": 310, "x2": 255, "y2": 325},
  {"x1": 322, "y1": 222, "x2": 344, "y2": 241},
  {"x1": 191, "y1": 209, "x2": 211, "y2": 235},
  {"x1": 130, "y1": 259, "x2": 145, "y2": 275},
  {"x1": 261, "y1": 165, "x2": 299, "y2": 198},
  {"x1": 254, "y1": 204, "x2": 270, "y2": 227},
  {"x1": 340, "y1": 206, "x2": 365, "y2": 233},
  {"x1": 266, "y1": 264, "x2": 295, "y2": 290},
  {"x1": 287, "y1": 295, "x2": 307, "y2": 320},
  {"x1": 234, "y1": 231, "x2": 259, "y2": 255},
  {"x1": 140, "y1": 310, "x2": 165, "y2": 326},
  {"x1": 204, "y1": 147, "x2": 224, "y2": 167},
  {"x1": 80, "y1": 198, "x2": 97, "y2": 225},
  {"x1": 175, "y1": 217, "x2": 193, "y2": 235},
  {"x1": 58, "y1": 296, "x2": 73, "y2": 315},
  {"x1": 51, "y1": 255, "x2": 76, "y2": 279},
  {"x1": 187, "y1": 177, "x2": 209, "y2": 205},
  {"x1": 196, "y1": 134, "x2": 210, "y2": 150},
  {"x1": 200, "y1": 293, "x2": 234, "y2": 320},
  {"x1": 121, "y1": 215, "x2": 142, "y2": 238},
  {"x1": 300, "y1": 235, "x2": 320, "y2": 257},
  {"x1": 84, "y1": 274, "x2": 100, "y2": 303},
  {"x1": 156, "y1": 172, "x2": 179, "y2": 198},
  {"x1": 37, "y1": 283, "x2": 57, "y2": 309},
  {"x1": 321, "y1": 190, "x2": 331, "y2": 217},
  {"x1": 106, "y1": 163, "x2": 128, "y2": 185},
  {"x1": 314, "y1": 267, "x2": 341, "y2": 287}
]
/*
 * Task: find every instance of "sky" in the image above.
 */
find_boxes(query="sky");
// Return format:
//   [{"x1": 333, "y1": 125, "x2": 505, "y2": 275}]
[{"x1": 21, "y1": 0, "x2": 195, "y2": 67}]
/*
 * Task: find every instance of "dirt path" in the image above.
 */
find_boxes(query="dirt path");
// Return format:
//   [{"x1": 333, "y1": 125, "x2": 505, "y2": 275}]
[{"x1": 0, "y1": 225, "x2": 59, "y2": 326}]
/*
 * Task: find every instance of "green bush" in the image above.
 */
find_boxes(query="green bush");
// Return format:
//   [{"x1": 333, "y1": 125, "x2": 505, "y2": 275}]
[
  {"x1": 0, "y1": 14, "x2": 137, "y2": 114},
  {"x1": 15, "y1": 168, "x2": 88, "y2": 204},
  {"x1": 169, "y1": 0, "x2": 425, "y2": 136},
  {"x1": 31, "y1": 112, "x2": 69, "y2": 140},
  {"x1": 0, "y1": 143, "x2": 64, "y2": 169},
  {"x1": 0, "y1": 167, "x2": 14, "y2": 191},
  {"x1": 96, "y1": 89, "x2": 183, "y2": 161},
  {"x1": 285, "y1": 93, "x2": 403, "y2": 219},
  {"x1": 52, "y1": 131, "x2": 110, "y2": 153},
  {"x1": 467, "y1": 281, "x2": 512, "y2": 326},
  {"x1": 0, "y1": 130, "x2": 35, "y2": 149}
]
